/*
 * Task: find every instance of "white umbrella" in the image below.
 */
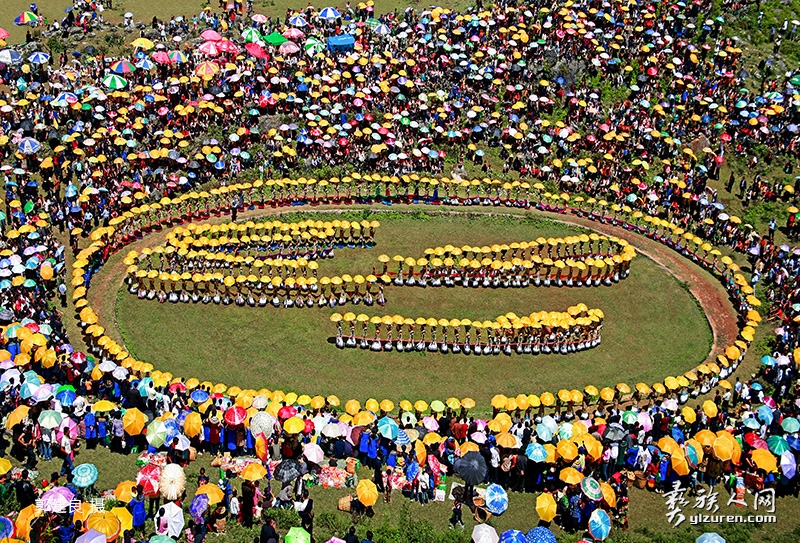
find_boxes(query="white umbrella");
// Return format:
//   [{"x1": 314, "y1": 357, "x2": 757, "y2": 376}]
[
  {"x1": 159, "y1": 463, "x2": 185, "y2": 500},
  {"x1": 250, "y1": 412, "x2": 277, "y2": 438},
  {"x1": 157, "y1": 502, "x2": 185, "y2": 538},
  {"x1": 321, "y1": 422, "x2": 345, "y2": 438},
  {"x1": 781, "y1": 450, "x2": 796, "y2": 479},
  {"x1": 471, "y1": 524, "x2": 499, "y2": 543}
]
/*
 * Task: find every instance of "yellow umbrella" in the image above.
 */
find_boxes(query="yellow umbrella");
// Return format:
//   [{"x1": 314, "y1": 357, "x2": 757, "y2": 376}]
[
  {"x1": 599, "y1": 387, "x2": 614, "y2": 401},
  {"x1": 0, "y1": 458, "x2": 11, "y2": 475},
  {"x1": 345, "y1": 399, "x2": 361, "y2": 416},
  {"x1": 353, "y1": 411, "x2": 375, "y2": 427},
  {"x1": 712, "y1": 435, "x2": 734, "y2": 461},
  {"x1": 184, "y1": 412, "x2": 203, "y2": 438},
  {"x1": 110, "y1": 506, "x2": 133, "y2": 533},
  {"x1": 681, "y1": 406, "x2": 697, "y2": 424},
  {"x1": 196, "y1": 484, "x2": 225, "y2": 504},
  {"x1": 559, "y1": 467, "x2": 584, "y2": 485},
  {"x1": 93, "y1": 400, "x2": 117, "y2": 412},
  {"x1": 535, "y1": 493, "x2": 557, "y2": 522},
  {"x1": 284, "y1": 417, "x2": 305, "y2": 434},
  {"x1": 556, "y1": 440, "x2": 579, "y2": 462},
  {"x1": 380, "y1": 399, "x2": 395, "y2": 412},
  {"x1": 658, "y1": 437, "x2": 682, "y2": 458},
  {"x1": 422, "y1": 432, "x2": 442, "y2": 445},
  {"x1": 15, "y1": 505, "x2": 42, "y2": 541},
  {"x1": 671, "y1": 452, "x2": 690, "y2": 476},
  {"x1": 540, "y1": 392, "x2": 555, "y2": 406},
  {"x1": 72, "y1": 502, "x2": 94, "y2": 524},
  {"x1": 702, "y1": 400, "x2": 718, "y2": 418},
  {"x1": 491, "y1": 394, "x2": 508, "y2": 409},
  {"x1": 86, "y1": 511, "x2": 121, "y2": 541},
  {"x1": 241, "y1": 463, "x2": 268, "y2": 481},
  {"x1": 356, "y1": 479, "x2": 379, "y2": 506},
  {"x1": 6, "y1": 405, "x2": 30, "y2": 428},
  {"x1": 459, "y1": 442, "x2": 479, "y2": 454}
]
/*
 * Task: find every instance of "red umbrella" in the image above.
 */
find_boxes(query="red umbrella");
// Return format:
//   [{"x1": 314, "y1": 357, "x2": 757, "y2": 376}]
[
  {"x1": 646, "y1": 67, "x2": 658, "y2": 76},
  {"x1": 218, "y1": 40, "x2": 240, "y2": 54},
  {"x1": 224, "y1": 406, "x2": 247, "y2": 426},
  {"x1": 168, "y1": 382, "x2": 186, "y2": 393},
  {"x1": 303, "y1": 419, "x2": 315, "y2": 434},
  {"x1": 245, "y1": 43, "x2": 267, "y2": 59},
  {"x1": 278, "y1": 406, "x2": 297, "y2": 419},
  {"x1": 136, "y1": 464, "x2": 161, "y2": 497}
]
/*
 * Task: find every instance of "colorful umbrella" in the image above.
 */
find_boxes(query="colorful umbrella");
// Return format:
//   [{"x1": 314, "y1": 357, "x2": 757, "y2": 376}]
[
  {"x1": 589, "y1": 509, "x2": 612, "y2": 540},
  {"x1": 72, "y1": 463, "x2": 98, "y2": 488},
  {"x1": 580, "y1": 476, "x2": 603, "y2": 501},
  {"x1": 484, "y1": 483, "x2": 509, "y2": 515},
  {"x1": 102, "y1": 74, "x2": 128, "y2": 90}
]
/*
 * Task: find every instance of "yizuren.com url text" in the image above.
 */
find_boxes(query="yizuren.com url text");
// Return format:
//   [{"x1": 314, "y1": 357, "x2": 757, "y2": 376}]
[{"x1": 690, "y1": 514, "x2": 777, "y2": 525}]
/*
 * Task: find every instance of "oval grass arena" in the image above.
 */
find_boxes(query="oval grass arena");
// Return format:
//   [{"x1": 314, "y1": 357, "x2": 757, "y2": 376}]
[{"x1": 110, "y1": 212, "x2": 713, "y2": 404}]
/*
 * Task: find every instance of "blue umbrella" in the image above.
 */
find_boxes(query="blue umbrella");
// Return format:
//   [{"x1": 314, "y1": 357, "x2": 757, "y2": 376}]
[
  {"x1": 535, "y1": 424, "x2": 553, "y2": 442},
  {"x1": 757, "y1": 405, "x2": 774, "y2": 425},
  {"x1": 787, "y1": 435, "x2": 800, "y2": 451},
  {"x1": 190, "y1": 390, "x2": 209, "y2": 404},
  {"x1": 742, "y1": 417, "x2": 760, "y2": 430},
  {"x1": 526, "y1": 442, "x2": 548, "y2": 462},
  {"x1": 672, "y1": 426, "x2": 685, "y2": 443},
  {"x1": 27, "y1": 52, "x2": 50, "y2": 64},
  {"x1": 697, "y1": 533, "x2": 726, "y2": 543},
  {"x1": 19, "y1": 381, "x2": 38, "y2": 399},
  {"x1": 64, "y1": 184, "x2": 78, "y2": 198},
  {"x1": 500, "y1": 530, "x2": 527, "y2": 543},
  {"x1": 17, "y1": 138, "x2": 41, "y2": 155},
  {"x1": 164, "y1": 418, "x2": 181, "y2": 441},
  {"x1": 405, "y1": 460, "x2": 420, "y2": 481},
  {"x1": 525, "y1": 527, "x2": 556, "y2": 543},
  {"x1": 288, "y1": 15, "x2": 308, "y2": 27},
  {"x1": 190, "y1": 493, "x2": 209, "y2": 522},
  {"x1": 377, "y1": 416, "x2": 398, "y2": 439},
  {"x1": 0, "y1": 517, "x2": 13, "y2": 539},
  {"x1": 484, "y1": 483, "x2": 509, "y2": 515},
  {"x1": 761, "y1": 355, "x2": 776, "y2": 366},
  {"x1": 589, "y1": 509, "x2": 612, "y2": 540},
  {"x1": 138, "y1": 377, "x2": 154, "y2": 396},
  {"x1": 56, "y1": 388, "x2": 77, "y2": 406},
  {"x1": 72, "y1": 463, "x2": 98, "y2": 488},
  {"x1": 135, "y1": 58, "x2": 155, "y2": 70}
]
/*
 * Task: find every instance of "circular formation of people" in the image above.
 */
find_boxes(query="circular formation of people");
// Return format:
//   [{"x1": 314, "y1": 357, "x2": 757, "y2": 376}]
[{"x1": 0, "y1": 0, "x2": 798, "y2": 542}]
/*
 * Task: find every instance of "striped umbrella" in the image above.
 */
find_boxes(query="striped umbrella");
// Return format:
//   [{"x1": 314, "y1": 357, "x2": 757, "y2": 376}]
[
  {"x1": 318, "y1": 7, "x2": 340, "y2": 20},
  {"x1": 168, "y1": 50, "x2": 187, "y2": 63},
  {"x1": 241, "y1": 27, "x2": 262, "y2": 43},
  {"x1": 194, "y1": 61, "x2": 220, "y2": 77},
  {"x1": 135, "y1": 58, "x2": 154, "y2": 70},
  {"x1": 110, "y1": 60, "x2": 136, "y2": 74},
  {"x1": 72, "y1": 463, "x2": 99, "y2": 488},
  {"x1": 14, "y1": 11, "x2": 38, "y2": 25},
  {"x1": 17, "y1": 138, "x2": 41, "y2": 155},
  {"x1": 304, "y1": 37, "x2": 324, "y2": 56},
  {"x1": 27, "y1": 52, "x2": 50, "y2": 64},
  {"x1": 374, "y1": 24, "x2": 391, "y2": 35},
  {"x1": 288, "y1": 15, "x2": 308, "y2": 27},
  {"x1": 102, "y1": 74, "x2": 128, "y2": 90}
]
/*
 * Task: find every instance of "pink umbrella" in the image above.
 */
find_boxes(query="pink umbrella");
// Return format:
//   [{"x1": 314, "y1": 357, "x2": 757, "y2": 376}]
[
  {"x1": 152, "y1": 51, "x2": 172, "y2": 64},
  {"x1": 0, "y1": 28, "x2": 9, "y2": 40},
  {"x1": 422, "y1": 416, "x2": 439, "y2": 431},
  {"x1": 252, "y1": 14, "x2": 268, "y2": 23},
  {"x1": 762, "y1": 396, "x2": 777, "y2": 409},
  {"x1": 57, "y1": 417, "x2": 79, "y2": 441},
  {"x1": 303, "y1": 442, "x2": 324, "y2": 464},
  {"x1": 470, "y1": 431, "x2": 487, "y2": 444},
  {"x1": 245, "y1": 42, "x2": 267, "y2": 59},
  {"x1": 40, "y1": 486, "x2": 75, "y2": 512},
  {"x1": 637, "y1": 412, "x2": 653, "y2": 432},
  {"x1": 198, "y1": 41, "x2": 221, "y2": 56},
  {"x1": 278, "y1": 41, "x2": 300, "y2": 55},
  {"x1": 200, "y1": 29, "x2": 222, "y2": 41},
  {"x1": 283, "y1": 28, "x2": 304, "y2": 40},
  {"x1": 217, "y1": 40, "x2": 240, "y2": 54}
]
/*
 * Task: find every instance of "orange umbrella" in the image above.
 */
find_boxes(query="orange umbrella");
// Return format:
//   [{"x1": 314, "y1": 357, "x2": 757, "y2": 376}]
[
  {"x1": 114, "y1": 481, "x2": 137, "y2": 502},
  {"x1": 495, "y1": 432, "x2": 516, "y2": 448},
  {"x1": 657, "y1": 437, "x2": 682, "y2": 457},
  {"x1": 600, "y1": 482, "x2": 616, "y2": 507},
  {"x1": 241, "y1": 463, "x2": 268, "y2": 481},
  {"x1": 559, "y1": 467, "x2": 584, "y2": 485},
  {"x1": 712, "y1": 434, "x2": 734, "y2": 461},
  {"x1": 184, "y1": 412, "x2": 203, "y2": 438},
  {"x1": 72, "y1": 502, "x2": 94, "y2": 524},
  {"x1": 122, "y1": 408, "x2": 146, "y2": 435},
  {"x1": 671, "y1": 452, "x2": 690, "y2": 476},
  {"x1": 15, "y1": 505, "x2": 42, "y2": 541},
  {"x1": 196, "y1": 484, "x2": 225, "y2": 504},
  {"x1": 695, "y1": 429, "x2": 716, "y2": 447},
  {"x1": 751, "y1": 449, "x2": 778, "y2": 472}
]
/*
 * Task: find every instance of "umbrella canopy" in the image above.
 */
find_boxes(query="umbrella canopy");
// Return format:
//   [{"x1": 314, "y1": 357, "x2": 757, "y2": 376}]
[
  {"x1": 241, "y1": 463, "x2": 268, "y2": 481},
  {"x1": 472, "y1": 524, "x2": 499, "y2": 543},
  {"x1": 356, "y1": 479, "x2": 378, "y2": 506},
  {"x1": 525, "y1": 527, "x2": 557, "y2": 543},
  {"x1": 72, "y1": 463, "x2": 98, "y2": 488},
  {"x1": 535, "y1": 492, "x2": 557, "y2": 522},
  {"x1": 195, "y1": 484, "x2": 224, "y2": 504},
  {"x1": 456, "y1": 451, "x2": 487, "y2": 485},
  {"x1": 484, "y1": 483, "x2": 509, "y2": 515},
  {"x1": 274, "y1": 459, "x2": 302, "y2": 483},
  {"x1": 589, "y1": 509, "x2": 612, "y2": 540},
  {"x1": 156, "y1": 502, "x2": 185, "y2": 538},
  {"x1": 159, "y1": 463, "x2": 185, "y2": 500},
  {"x1": 86, "y1": 512, "x2": 121, "y2": 542},
  {"x1": 285, "y1": 527, "x2": 311, "y2": 543}
]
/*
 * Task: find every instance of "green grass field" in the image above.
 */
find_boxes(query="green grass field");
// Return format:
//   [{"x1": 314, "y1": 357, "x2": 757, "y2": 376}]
[{"x1": 106, "y1": 212, "x2": 713, "y2": 403}]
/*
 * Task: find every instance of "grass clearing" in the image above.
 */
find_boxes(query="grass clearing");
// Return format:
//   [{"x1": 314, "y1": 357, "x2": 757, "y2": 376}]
[{"x1": 104, "y1": 211, "x2": 713, "y2": 403}]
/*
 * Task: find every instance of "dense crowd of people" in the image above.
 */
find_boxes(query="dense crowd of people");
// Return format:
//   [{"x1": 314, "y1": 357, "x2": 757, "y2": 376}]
[{"x1": 0, "y1": 0, "x2": 797, "y2": 541}]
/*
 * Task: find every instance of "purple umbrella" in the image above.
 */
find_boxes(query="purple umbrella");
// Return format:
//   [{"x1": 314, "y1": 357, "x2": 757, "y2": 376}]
[
  {"x1": 190, "y1": 493, "x2": 209, "y2": 522},
  {"x1": 40, "y1": 486, "x2": 75, "y2": 512}
]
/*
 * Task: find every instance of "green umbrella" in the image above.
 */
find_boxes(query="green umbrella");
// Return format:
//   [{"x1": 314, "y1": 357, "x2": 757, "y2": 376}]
[
  {"x1": 580, "y1": 476, "x2": 603, "y2": 501},
  {"x1": 790, "y1": 75, "x2": 800, "y2": 87},
  {"x1": 241, "y1": 28, "x2": 262, "y2": 43},
  {"x1": 285, "y1": 527, "x2": 310, "y2": 543},
  {"x1": 264, "y1": 31, "x2": 288, "y2": 46},
  {"x1": 768, "y1": 435, "x2": 790, "y2": 455},
  {"x1": 23, "y1": 279, "x2": 37, "y2": 288},
  {"x1": 102, "y1": 74, "x2": 129, "y2": 90},
  {"x1": 23, "y1": 201, "x2": 34, "y2": 213},
  {"x1": 781, "y1": 417, "x2": 800, "y2": 433},
  {"x1": 621, "y1": 410, "x2": 638, "y2": 425}
]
